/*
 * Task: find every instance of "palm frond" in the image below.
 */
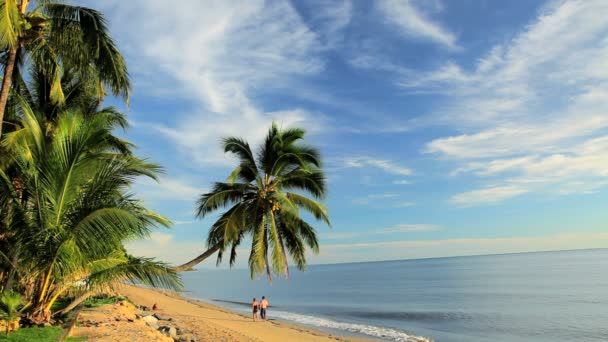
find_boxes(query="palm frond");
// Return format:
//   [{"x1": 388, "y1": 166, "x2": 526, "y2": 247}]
[
  {"x1": 87, "y1": 255, "x2": 182, "y2": 291},
  {"x1": 285, "y1": 192, "x2": 330, "y2": 225},
  {"x1": 0, "y1": 0, "x2": 21, "y2": 48}
]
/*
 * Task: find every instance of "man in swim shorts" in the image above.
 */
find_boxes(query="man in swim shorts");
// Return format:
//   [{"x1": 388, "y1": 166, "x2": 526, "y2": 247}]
[{"x1": 260, "y1": 296, "x2": 269, "y2": 320}]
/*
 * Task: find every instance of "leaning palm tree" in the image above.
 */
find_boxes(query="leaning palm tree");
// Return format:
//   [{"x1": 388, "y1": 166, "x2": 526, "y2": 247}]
[
  {"x1": 174, "y1": 123, "x2": 330, "y2": 281},
  {"x1": 0, "y1": 103, "x2": 180, "y2": 322},
  {"x1": 0, "y1": 0, "x2": 129, "y2": 137}
]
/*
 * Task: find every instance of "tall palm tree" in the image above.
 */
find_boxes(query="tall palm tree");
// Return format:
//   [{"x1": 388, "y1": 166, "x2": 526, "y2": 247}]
[
  {"x1": 175, "y1": 123, "x2": 330, "y2": 281},
  {"x1": 0, "y1": 104, "x2": 180, "y2": 321},
  {"x1": 0, "y1": 0, "x2": 129, "y2": 137}
]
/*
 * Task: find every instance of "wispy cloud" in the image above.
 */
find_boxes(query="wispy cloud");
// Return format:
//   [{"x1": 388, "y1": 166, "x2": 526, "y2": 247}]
[
  {"x1": 344, "y1": 156, "x2": 413, "y2": 176},
  {"x1": 376, "y1": 0, "x2": 458, "y2": 49},
  {"x1": 449, "y1": 185, "x2": 528, "y2": 207},
  {"x1": 393, "y1": 201, "x2": 416, "y2": 208},
  {"x1": 351, "y1": 193, "x2": 399, "y2": 205},
  {"x1": 409, "y1": 0, "x2": 608, "y2": 205},
  {"x1": 134, "y1": 176, "x2": 207, "y2": 203},
  {"x1": 305, "y1": 0, "x2": 353, "y2": 48},
  {"x1": 100, "y1": 0, "x2": 337, "y2": 166}
]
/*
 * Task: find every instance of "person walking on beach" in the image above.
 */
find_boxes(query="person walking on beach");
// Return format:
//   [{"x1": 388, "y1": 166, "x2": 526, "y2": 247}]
[
  {"x1": 252, "y1": 298, "x2": 259, "y2": 322},
  {"x1": 260, "y1": 296, "x2": 269, "y2": 320}
]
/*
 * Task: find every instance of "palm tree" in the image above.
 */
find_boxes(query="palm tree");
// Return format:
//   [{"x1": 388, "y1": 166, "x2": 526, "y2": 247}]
[
  {"x1": 174, "y1": 123, "x2": 330, "y2": 281},
  {"x1": 0, "y1": 291, "x2": 24, "y2": 336},
  {"x1": 0, "y1": 0, "x2": 129, "y2": 137},
  {"x1": 0, "y1": 104, "x2": 180, "y2": 322},
  {"x1": 0, "y1": 74, "x2": 132, "y2": 294}
]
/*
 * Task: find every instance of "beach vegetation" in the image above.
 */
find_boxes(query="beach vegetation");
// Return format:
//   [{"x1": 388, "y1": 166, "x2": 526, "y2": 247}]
[
  {"x1": 0, "y1": 291, "x2": 25, "y2": 336},
  {"x1": 0, "y1": 326, "x2": 62, "y2": 342},
  {"x1": 0, "y1": 104, "x2": 181, "y2": 322},
  {"x1": 0, "y1": 0, "x2": 180, "y2": 326}
]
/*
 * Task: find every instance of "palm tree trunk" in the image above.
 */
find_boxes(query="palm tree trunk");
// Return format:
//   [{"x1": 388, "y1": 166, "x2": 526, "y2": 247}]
[
  {"x1": 57, "y1": 292, "x2": 89, "y2": 316},
  {"x1": 0, "y1": 47, "x2": 18, "y2": 138},
  {"x1": 3, "y1": 253, "x2": 18, "y2": 292},
  {"x1": 172, "y1": 243, "x2": 221, "y2": 272},
  {"x1": 0, "y1": 0, "x2": 28, "y2": 138}
]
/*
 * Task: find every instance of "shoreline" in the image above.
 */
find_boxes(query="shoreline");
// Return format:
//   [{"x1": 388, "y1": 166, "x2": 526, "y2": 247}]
[{"x1": 71, "y1": 284, "x2": 372, "y2": 341}]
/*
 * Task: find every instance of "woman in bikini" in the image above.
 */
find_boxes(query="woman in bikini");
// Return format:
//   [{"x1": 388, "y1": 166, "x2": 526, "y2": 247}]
[{"x1": 252, "y1": 298, "x2": 259, "y2": 322}]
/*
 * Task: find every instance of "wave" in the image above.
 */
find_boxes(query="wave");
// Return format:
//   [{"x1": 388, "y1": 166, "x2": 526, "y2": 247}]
[{"x1": 270, "y1": 310, "x2": 432, "y2": 342}]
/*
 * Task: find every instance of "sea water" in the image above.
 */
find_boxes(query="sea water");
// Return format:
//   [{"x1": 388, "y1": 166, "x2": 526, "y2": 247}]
[{"x1": 181, "y1": 248, "x2": 608, "y2": 341}]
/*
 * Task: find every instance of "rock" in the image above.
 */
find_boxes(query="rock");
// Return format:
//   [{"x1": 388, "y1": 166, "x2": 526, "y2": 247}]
[
  {"x1": 158, "y1": 325, "x2": 177, "y2": 338},
  {"x1": 138, "y1": 305, "x2": 150, "y2": 311},
  {"x1": 153, "y1": 313, "x2": 172, "y2": 321},
  {"x1": 176, "y1": 327, "x2": 191, "y2": 335},
  {"x1": 142, "y1": 315, "x2": 159, "y2": 329},
  {"x1": 176, "y1": 333, "x2": 197, "y2": 342}
]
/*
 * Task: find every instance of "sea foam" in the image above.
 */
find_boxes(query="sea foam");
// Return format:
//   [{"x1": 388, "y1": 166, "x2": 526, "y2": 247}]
[{"x1": 270, "y1": 310, "x2": 432, "y2": 342}]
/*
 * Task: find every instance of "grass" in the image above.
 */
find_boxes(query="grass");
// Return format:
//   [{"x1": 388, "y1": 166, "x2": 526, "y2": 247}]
[
  {"x1": 82, "y1": 295, "x2": 130, "y2": 308},
  {"x1": 0, "y1": 327, "x2": 62, "y2": 342},
  {"x1": 0, "y1": 324, "x2": 89, "y2": 342}
]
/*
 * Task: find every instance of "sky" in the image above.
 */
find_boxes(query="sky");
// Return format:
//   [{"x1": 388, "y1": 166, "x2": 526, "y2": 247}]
[{"x1": 89, "y1": 0, "x2": 608, "y2": 268}]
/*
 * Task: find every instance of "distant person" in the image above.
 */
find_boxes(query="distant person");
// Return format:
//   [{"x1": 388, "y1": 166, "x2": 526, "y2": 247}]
[
  {"x1": 252, "y1": 298, "x2": 259, "y2": 322},
  {"x1": 260, "y1": 296, "x2": 269, "y2": 320}
]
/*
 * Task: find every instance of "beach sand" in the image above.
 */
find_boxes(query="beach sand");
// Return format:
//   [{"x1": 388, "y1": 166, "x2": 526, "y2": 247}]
[{"x1": 70, "y1": 284, "x2": 370, "y2": 342}]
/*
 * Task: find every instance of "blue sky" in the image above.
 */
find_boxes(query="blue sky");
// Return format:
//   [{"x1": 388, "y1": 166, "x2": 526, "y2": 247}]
[{"x1": 92, "y1": 0, "x2": 608, "y2": 267}]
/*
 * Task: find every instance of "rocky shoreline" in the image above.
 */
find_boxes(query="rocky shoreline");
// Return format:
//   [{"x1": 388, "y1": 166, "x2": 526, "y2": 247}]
[{"x1": 70, "y1": 299, "x2": 196, "y2": 342}]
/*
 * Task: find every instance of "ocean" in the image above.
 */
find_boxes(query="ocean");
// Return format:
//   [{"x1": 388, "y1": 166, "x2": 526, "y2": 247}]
[{"x1": 181, "y1": 248, "x2": 608, "y2": 341}]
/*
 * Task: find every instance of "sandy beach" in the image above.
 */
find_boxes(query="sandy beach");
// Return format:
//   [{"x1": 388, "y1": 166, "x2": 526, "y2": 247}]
[{"x1": 69, "y1": 285, "x2": 369, "y2": 342}]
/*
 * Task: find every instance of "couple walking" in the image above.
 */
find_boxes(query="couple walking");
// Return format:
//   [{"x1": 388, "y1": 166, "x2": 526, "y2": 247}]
[{"x1": 252, "y1": 296, "x2": 269, "y2": 321}]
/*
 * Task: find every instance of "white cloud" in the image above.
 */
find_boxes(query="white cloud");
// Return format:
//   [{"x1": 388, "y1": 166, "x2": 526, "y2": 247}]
[
  {"x1": 409, "y1": 0, "x2": 608, "y2": 204},
  {"x1": 393, "y1": 201, "x2": 416, "y2": 208},
  {"x1": 376, "y1": 0, "x2": 458, "y2": 48},
  {"x1": 126, "y1": 233, "x2": 200, "y2": 266},
  {"x1": 351, "y1": 193, "x2": 399, "y2": 205},
  {"x1": 99, "y1": 0, "x2": 332, "y2": 166},
  {"x1": 154, "y1": 108, "x2": 326, "y2": 166},
  {"x1": 344, "y1": 156, "x2": 413, "y2": 176},
  {"x1": 393, "y1": 180, "x2": 412, "y2": 185},
  {"x1": 449, "y1": 185, "x2": 528, "y2": 206},
  {"x1": 305, "y1": 0, "x2": 353, "y2": 48},
  {"x1": 134, "y1": 176, "x2": 206, "y2": 203},
  {"x1": 384, "y1": 223, "x2": 437, "y2": 232},
  {"x1": 448, "y1": 135, "x2": 608, "y2": 201}
]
